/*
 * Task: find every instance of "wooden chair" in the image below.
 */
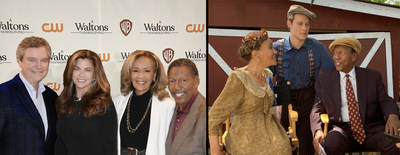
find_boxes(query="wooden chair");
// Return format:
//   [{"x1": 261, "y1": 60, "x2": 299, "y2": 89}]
[
  {"x1": 320, "y1": 114, "x2": 377, "y2": 155},
  {"x1": 218, "y1": 117, "x2": 230, "y2": 155},
  {"x1": 218, "y1": 104, "x2": 299, "y2": 153},
  {"x1": 288, "y1": 104, "x2": 299, "y2": 151}
]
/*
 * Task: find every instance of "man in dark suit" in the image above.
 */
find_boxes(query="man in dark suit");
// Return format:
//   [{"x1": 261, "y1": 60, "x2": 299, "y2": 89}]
[
  {"x1": 0, "y1": 36, "x2": 58, "y2": 155},
  {"x1": 310, "y1": 37, "x2": 400, "y2": 154},
  {"x1": 166, "y1": 58, "x2": 206, "y2": 155}
]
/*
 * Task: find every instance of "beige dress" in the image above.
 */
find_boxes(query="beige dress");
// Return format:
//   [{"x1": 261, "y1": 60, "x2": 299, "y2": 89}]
[{"x1": 209, "y1": 67, "x2": 291, "y2": 155}]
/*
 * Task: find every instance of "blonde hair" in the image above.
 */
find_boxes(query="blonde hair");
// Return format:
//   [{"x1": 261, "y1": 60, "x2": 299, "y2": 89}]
[
  {"x1": 16, "y1": 36, "x2": 51, "y2": 62},
  {"x1": 120, "y1": 50, "x2": 169, "y2": 100}
]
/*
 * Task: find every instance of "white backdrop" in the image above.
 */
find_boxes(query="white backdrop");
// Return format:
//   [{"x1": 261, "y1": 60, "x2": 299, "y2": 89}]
[{"x1": 0, "y1": 0, "x2": 206, "y2": 98}]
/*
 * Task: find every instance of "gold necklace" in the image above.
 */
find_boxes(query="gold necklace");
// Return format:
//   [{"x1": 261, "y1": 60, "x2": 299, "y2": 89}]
[{"x1": 126, "y1": 93, "x2": 152, "y2": 133}]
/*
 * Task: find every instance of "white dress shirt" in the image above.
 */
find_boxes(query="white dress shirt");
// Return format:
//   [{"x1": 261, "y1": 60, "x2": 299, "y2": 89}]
[
  {"x1": 20, "y1": 74, "x2": 48, "y2": 138},
  {"x1": 339, "y1": 67, "x2": 359, "y2": 122}
]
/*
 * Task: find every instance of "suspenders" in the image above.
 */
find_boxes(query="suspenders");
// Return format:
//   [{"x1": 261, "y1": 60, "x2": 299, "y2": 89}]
[{"x1": 277, "y1": 39, "x2": 315, "y2": 86}]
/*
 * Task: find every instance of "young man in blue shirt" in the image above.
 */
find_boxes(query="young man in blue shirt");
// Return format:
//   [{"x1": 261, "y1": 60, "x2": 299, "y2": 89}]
[{"x1": 270, "y1": 4, "x2": 335, "y2": 155}]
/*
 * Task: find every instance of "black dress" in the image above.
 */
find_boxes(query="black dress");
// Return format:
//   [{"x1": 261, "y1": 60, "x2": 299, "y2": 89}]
[
  {"x1": 120, "y1": 89, "x2": 152, "y2": 151},
  {"x1": 55, "y1": 99, "x2": 118, "y2": 155}
]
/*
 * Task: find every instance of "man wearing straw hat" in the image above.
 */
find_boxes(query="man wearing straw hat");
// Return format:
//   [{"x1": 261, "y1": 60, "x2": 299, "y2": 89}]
[{"x1": 310, "y1": 37, "x2": 400, "y2": 154}]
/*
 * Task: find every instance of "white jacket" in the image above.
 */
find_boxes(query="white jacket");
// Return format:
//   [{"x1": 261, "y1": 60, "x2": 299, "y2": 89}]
[{"x1": 113, "y1": 91, "x2": 175, "y2": 155}]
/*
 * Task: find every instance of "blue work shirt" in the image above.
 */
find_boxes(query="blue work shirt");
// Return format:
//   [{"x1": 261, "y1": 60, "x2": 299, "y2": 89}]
[{"x1": 269, "y1": 36, "x2": 335, "y2": 89}]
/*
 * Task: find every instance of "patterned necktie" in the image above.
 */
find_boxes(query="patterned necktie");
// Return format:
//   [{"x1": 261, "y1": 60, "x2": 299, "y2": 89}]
[{"x1": 345, "y1": 74, "x2": 366, "y2": 144}]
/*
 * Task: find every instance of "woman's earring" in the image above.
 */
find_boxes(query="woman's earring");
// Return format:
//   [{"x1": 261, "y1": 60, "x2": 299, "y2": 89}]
[{"x1": 91, "y1": 80, "x2": 95, "y2": 87}]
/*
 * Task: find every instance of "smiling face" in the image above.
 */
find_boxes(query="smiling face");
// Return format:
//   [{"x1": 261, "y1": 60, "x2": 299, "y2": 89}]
[
  {"x1": 256, "y1": 39, "x2": 277, "y2": 67},
  {"x1": 72, "y1": 58, "x2": 94, "y2": 97},
  {"x1": 288, "y1": 14, "x2": 310, "y2": 42},
  {"x1": 130, "y1": 56, "x2": 156, "y2": 96},
  {"x1": 18, "y1": 47, "x2": 49, "y2": 88},
  {"x1": 168, "y1": 66, "x2": 199, "y2": 109},
  {"x1": 332, "y1": 45, "x2": 357, "y2": 73}
]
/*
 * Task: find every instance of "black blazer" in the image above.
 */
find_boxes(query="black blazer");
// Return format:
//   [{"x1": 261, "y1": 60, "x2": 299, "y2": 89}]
[{"x1": 0, "y1": 74, "x2": 58, "y2": 155}]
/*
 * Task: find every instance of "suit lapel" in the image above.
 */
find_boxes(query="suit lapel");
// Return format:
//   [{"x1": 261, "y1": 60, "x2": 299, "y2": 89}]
[
  {"x1": 170, "y1": 95, "x2": 202, "y2": 152},
  {"x1": 166, "y1": 107, "x2": 177, "y2": 152},
  {"x1": 355, "y1": 67, "x2": 367, "y2": 123},
  {"x1": 12, "y1": 75, "x2": 45, "y2": 138},
  {"x1": 331, "y1": 71, "x2": 342, "y2": 122},
  {"x1": 42, "y1": 87, "x2": 56, "y2": 142}
]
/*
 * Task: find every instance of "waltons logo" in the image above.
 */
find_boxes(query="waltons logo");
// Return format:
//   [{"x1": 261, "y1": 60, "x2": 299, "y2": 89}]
[
  {"x1": 186, "y1": 24, "x2": 204, "y2": 33},
  {"x1": 71, "y1": 20, "x2": 111, "y2": 34},
  {"x1": 46, "y1": 82, "x2": 61, "y2": 92},
  {"x1": 141, "y1": 21, "x2": 177, "y2": 34},
  {"x1": 42, "y1": 23, "x2": 63, "y2": 32},
  {"x1": 162, "y1": 48, "x2": 174, "y2": 64},
  {"x1": 120, "y1": 19, "x2": 132, "y2": 36},
  {"x1": 0, "y1": 55, "x2": 11, "y2": 64},
  {"x1": 98, "y1": 53, "x2": 110, "y2": 62},
  {"x1": 50, "y1": 50, "x2": 71, "y2": 64},
  {"x1": 0, "y1": 19, "x2": 32, "y2": 34},
  {"x1": 117, "y1": 52, "x2": 131, "y2": 62},
  {"x1": 185, "y1": 49, "x2": 205, "y2": 61}
]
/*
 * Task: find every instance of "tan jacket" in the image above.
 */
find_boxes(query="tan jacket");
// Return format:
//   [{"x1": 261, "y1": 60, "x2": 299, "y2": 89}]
[
  {"x1": 209, "y1": 67, "x2": 291, "y2": 155},
  {"x1": 166, "y1": 93, "x2": 206, "y2": 155}
]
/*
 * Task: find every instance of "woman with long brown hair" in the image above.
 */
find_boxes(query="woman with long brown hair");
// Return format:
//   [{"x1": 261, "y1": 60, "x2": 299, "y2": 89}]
[
  {"x1": 113, "y1": 50, "x2": 175, "y2": 155},
  {"x1": 55, "y1": 49, "x2": 117, "y2": 155}
]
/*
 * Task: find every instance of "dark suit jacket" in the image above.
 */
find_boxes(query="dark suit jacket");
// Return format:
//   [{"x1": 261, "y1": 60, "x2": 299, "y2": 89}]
[
  {"x1": 166, "y1": 93, "x2": 206, "y2": 155},
  {"x1": 0, "y1": 74, "x2": 58, "y2": 155},
  {"x1": 310, "y1": 67, "x2": 400, "y2": 137}
]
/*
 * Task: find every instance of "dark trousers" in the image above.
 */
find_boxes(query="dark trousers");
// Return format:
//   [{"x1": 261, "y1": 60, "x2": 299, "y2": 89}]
[
  {"x1": 281, "y1": 85, "x2": 315, "y2": 155},
  {"x1": 324, "y1": 123, "x2": 400, "y2": 155}
]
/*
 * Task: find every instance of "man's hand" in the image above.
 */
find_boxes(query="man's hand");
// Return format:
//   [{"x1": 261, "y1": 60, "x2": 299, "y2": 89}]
[
  {"x1": 385, "y1": 114, "x2": 400, "y2": 136},
  {"x1": 313, "y1": 130, "x2": 325, "y2": 155}
]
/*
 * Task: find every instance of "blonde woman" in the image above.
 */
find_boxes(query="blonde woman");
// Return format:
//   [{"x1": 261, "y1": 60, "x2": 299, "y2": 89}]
[{"x1": 113, "y1": 50, "x2": 175, "y2": 155}]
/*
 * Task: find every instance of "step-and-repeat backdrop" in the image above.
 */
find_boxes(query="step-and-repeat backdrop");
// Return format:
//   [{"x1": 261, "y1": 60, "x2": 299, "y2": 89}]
[{"x1": 0, "y1": 0, "x2": 206, "y2": 98}]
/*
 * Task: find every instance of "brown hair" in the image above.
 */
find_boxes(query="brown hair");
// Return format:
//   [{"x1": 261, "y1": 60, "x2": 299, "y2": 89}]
[
  {"x1": 16, "y1": 36, "x2": 51, "y2": 62},
  {"x1": 56, "y1": 49, "x2": 111, "y2": 118},
  {"x1": 238, "y1": 29, "x2": 269, "y2": 62},
  {"x1": 288, "y1": 14, "x2": 295, "y2": 23},
  {"x1": 120, "y1": 50, "x2": 169, "y2": 100},
  {"x1": 168, "y1": 58, "x2": 198, "y2": 77}
]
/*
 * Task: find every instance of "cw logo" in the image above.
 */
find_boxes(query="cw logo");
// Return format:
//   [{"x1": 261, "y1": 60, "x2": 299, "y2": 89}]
[
  {"x1": 42, "y1": 23, "x2": 63, "y2": 32},
  {"x1": 46, "y1": 82, "x2": 61, "y2": 91},
  {"x1": 98, "y1": 53, "x2": 110, "y2": 62},
  {"x1": 186, "y1": 24, "x2": 204, "y2": 33}
]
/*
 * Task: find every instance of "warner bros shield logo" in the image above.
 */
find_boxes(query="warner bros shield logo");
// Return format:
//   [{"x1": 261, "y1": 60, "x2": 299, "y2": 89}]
[
  {"x1": 163, "y1": 48, "x2": 174, "y2": 64},
  {"x1": 120, "y1": 19, "x2": 132, "y2": 36}
]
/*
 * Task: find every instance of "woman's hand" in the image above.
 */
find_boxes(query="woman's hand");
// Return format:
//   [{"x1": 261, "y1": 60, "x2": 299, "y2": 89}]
[{"x1": 209, "y1": 135, "x2": 224, "y2": 155}]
